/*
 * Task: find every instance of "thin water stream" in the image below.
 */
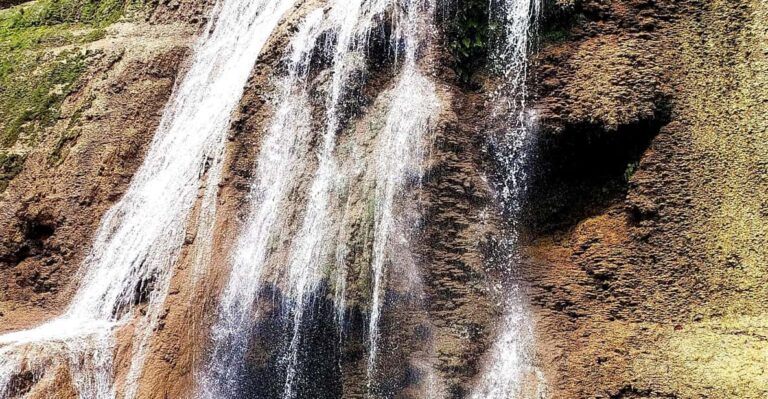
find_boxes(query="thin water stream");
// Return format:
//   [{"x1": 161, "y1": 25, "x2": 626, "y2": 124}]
[
  {"x1": 364, "y1": 0, "x2": 439, "y2": 391},
  {"x1": 471, "y1": 0, "x2": 544, "y2": 398}
]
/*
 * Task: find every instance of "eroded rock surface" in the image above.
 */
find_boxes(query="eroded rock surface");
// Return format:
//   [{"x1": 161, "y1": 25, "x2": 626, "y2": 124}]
[{"x1": 525, "y1": 1, "x2": 768, "y2": 397}]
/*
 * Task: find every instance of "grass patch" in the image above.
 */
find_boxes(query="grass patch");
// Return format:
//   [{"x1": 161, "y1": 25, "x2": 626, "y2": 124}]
[
  {"x1": 1, "y1": 0, "x2": 138, "y2": 28},
  {"x1": 0, "y1": 0, "x2": 143, "y2": 190}
]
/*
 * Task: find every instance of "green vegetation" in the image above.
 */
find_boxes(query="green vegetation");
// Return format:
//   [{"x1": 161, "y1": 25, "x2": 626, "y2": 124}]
[
  {"x1": 537, "y1": 0, "x2": 589, "y2": 45},
  {"x1": 48, "y1": 112, "x2": 83, "y2": 164},
  {"x1": 443, "y1": 0, "x2": 492, "y2": 86},
  {"x1": 540, "y1": 25, "x2": 570, "y2": 43},
  {"x1": 0, "y1": 0, "x2": 142, "y2": 190},
  {"x1": 48, "y1": 91, "x2": 95, "y2": 164},
  {"x1": 623, "y1": 161, "x2": 638, "y2": 182},
  {"x1": 0, "y1": 0, "x2": 137, "y2": 28},
  {"x1": 444, "y1": 0, "x2": 581, "y2": 85},
  {"x1": 0, "y1": 47, "x2": 88, "y2": 148},
  {"x1": 0, "y1": 152, "x2": 24, "y2": 191}
]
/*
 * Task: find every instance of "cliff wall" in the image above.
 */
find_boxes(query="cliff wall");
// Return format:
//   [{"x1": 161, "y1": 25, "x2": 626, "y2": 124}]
[{"x1": 0, "y1": 0, "x2": 765, "y2": 398}]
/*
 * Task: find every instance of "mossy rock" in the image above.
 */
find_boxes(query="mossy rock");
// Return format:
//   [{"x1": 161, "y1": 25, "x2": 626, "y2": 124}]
[
  {"x1": 0, "y1": 0, "x2": 143, "y2": 190},
  {"x1": 0, "y1": 151, "x2": 24, "y2": 190}
]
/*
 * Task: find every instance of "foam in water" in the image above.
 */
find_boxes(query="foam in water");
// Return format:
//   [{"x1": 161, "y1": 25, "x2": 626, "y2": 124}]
[
  {"x1": 471, "y1": 0, "x2": 544, "y2": 398},
  {"x1": 0, "y1": 0, "x2": 293, "y2": 396}
]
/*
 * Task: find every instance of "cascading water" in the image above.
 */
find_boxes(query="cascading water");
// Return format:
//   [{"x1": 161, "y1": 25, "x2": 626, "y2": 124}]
[
  {"x1": 1, "y1": 0, "x2": 547, "y2": 397},
  {"x1": 198, "y1": 8, "x2": 325, "y2": 397},
  {"x1": 364, "y1": 0, "x2": 439, "y2": 391},
  {"x1": 201, "y1": 0, "x2": 440, "y2": 397},
  {"x1": 471, "y1": 0, "x2": 545, "y2": 398},
  {"x1": 0, "y1": 0, "x2": 293, "y2": 396},
  {"x1": 278, "y1": 2, "x2": 390, "y2": 394}
]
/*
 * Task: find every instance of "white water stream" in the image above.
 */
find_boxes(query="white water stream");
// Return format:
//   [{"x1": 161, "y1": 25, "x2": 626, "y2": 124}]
[
  {"x1": 198, "y1": 7, "x2": 324, "y2": 398},
  {"x1": 471, "y1": 0, "x2": 544, "y2": 398},
  {"x1": 0, "y1": 0, "x2": 293, "y2": 396},
  {"x1": 364, "y1": 0, "x2": 439, "y2": 392},
  {"x1": 201, "y1": 0, "x2": 440, "y2": 398}
]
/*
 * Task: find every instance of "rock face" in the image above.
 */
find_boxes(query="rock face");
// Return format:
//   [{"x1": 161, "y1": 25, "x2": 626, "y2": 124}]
[
  {"x1": 525, "y1": 0, "x2": 768, "y2": 398},
  {"x1": 0, "y1": 0, "x2": 765, "y2": 398}
]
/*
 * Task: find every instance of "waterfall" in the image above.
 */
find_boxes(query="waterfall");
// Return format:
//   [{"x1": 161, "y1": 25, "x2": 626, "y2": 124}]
[
  {"x1": 364, "y1": 0, "x2": 438, "y2": 392},
  {"x1": 471, "y1": 0, "x2": 544, "y2": 398},
  {"x1": 0, "y1": 0, "x2": 294, "y2": 396},
  {"x1": 278, "y1": 2, "x2": 391, "y2": 394},
  {"x1": 201, "y1": 0, "x2": 440, "y2": 397},
  {"x1": 198, "y1": 7, "x2": 325, "y2": 397},
  {"x1": 1, "y1": 0, "x2": 545, "y2": 397}
]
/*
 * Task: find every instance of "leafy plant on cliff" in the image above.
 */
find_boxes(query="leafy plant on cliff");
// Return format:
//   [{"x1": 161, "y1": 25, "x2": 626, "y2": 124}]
[
  {"x1": 624, "y1": 161, "x2": 638, "y2": 182},
  {"x1": 538, "y1": 0, "x2": 588, "y2": 44},
  {"x1": 442, "y1": 0, "x2": 493, "y2": 86},
  {"x1": 444, "y1": 0, "x2": 576, "y2": 85}
]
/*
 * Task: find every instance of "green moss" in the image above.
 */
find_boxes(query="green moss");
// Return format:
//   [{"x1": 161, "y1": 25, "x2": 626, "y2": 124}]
[
  {"x1": 0, "y1": 151, "x2": 25, "y2": 191},
  {"x1": 1, "y1": 0, "x2": 140, "y2": 29},
  {"x1": 0, "y1": 0, "x2": 143, "y2": 190},
  {"x1": 48, "y1": 121, "x2": 81, "y2": 164},
  {"x1": 0, "y1": 49, "x2": 88, "y2": 148},
  {"x1": 48, "y1": 92, "x2": 93, "y2": 164}
]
